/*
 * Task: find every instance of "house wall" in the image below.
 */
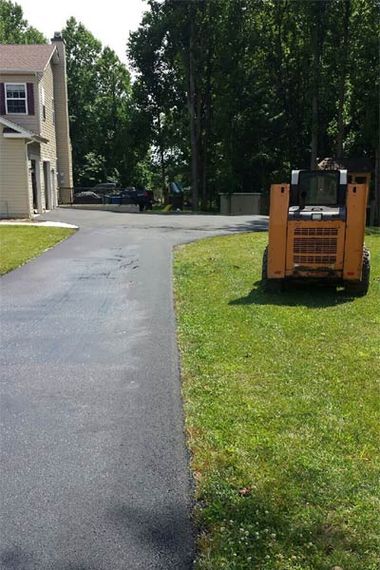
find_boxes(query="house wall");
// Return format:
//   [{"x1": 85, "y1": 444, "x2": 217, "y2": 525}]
[
  {"x1": 0, "y1": 40, "x2": 74, "y2": 214},
  {"x1": 51, "y1": 37, "x2": 73, "y2": 202},
  {"x1": 0, "y1": 125, "x2": 32, "y2": 218},
  {"x1": 0, "y1": 67, "x2": 60, "y2": 212},
  {"x1": 0, "y1": 73, "x2": 39, "y2": 133},
  {"x1": 39, "y1": 63, "x2": 57, "y2": 164},
  {"x1": 39, "y1": 62, "x2": 58, "y2": 210}
]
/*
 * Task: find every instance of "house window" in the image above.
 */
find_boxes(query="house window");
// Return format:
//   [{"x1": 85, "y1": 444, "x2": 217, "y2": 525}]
[
  {"x1": 5, "y1": 83, "x2": 27, "y2": 114},
  {"x1": 41, "y1": 87, "x2": 46, "y2": 120}
]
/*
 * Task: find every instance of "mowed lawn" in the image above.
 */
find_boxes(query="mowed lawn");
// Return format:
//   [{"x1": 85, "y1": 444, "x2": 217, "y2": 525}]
[
  {"x1": 0, "y1": 226, "x2": 75, "y2": 275},
  {"x1": 174, "y1": 232, "x2": 380, "y2": 570}
]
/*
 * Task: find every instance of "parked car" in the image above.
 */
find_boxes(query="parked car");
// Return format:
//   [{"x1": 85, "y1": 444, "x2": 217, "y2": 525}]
[
  {"x1": 92, "y1": 182, "x2": 120, "y2": 195},
  {"x1": 119, "y1": 187, "x2": 153, "y2": 211},
  {"x1": 73, "y1": 191, "x2": 102, "y2": 204}
]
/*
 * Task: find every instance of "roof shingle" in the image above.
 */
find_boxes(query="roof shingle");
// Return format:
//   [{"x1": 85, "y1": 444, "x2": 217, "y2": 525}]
[{"x1": 0, "y1": 44, "x2": 56, "y2": 73}]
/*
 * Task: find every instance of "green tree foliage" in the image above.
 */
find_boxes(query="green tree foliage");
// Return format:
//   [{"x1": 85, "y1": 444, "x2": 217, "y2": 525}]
[
  {"x1": 62, "y1": 18, "x2": 103, "y2": 185},
  {"x1": 129, "y1": 0, "x2": 379, "y2": 214},
  {"x1": 129, "y1": 2, "x2": 189, "y2": 198},
  {"x1": 0, "y1": 4, "x2": 141, "y2": 189},
  {"x1": 62, "y1": 18, "x2": 140, "y2": 186},
  {"x1": 0, "y1": 0, "x2": 46, "y2": 43},
  {"x1": 2, "y1": 0, "x2": 378, "y2": 212}
]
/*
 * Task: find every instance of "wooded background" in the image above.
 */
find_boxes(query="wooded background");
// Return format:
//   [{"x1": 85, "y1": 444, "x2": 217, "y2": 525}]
[{"x1": 1, "y1": 0, "x2": 379, "y2": 219}]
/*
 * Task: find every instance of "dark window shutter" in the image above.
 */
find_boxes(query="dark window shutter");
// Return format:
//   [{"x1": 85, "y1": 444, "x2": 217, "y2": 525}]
[
  {"x1": 27, "y1": 83, "x2": 35, "y2": 115},
  {"x1": 0, "y1": 83, "x2": 5, "y2": 115}
]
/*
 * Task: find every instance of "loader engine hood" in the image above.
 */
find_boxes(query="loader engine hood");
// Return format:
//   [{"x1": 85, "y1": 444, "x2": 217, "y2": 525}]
[{"x1": 288, "y1": 205, "x2": 346, "y2": 221}]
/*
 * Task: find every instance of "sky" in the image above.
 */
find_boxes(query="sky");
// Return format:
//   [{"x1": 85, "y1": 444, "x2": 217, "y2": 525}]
[{"x1": 17, "y1": 0, "x2": 148, "y2": 66}]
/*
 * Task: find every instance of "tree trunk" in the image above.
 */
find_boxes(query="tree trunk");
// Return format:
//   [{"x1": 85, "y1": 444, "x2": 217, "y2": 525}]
[
  {"x1": 336, "y1": 0, "x2": 351, "y2": 160},
  {"x1": 196, "y1": 89, "x2": 203, "y2": 209},
  {"x1": 188, "y1": 10, "x2": 199, "y2": 212},
  {"x1": 310, "y1": 93, "x2": 319, "y2": 169},
  {"x1": 310, "y1": 1, "x2": 326, "y2": 169},
  {"x1": 157, "y1": 112, "x2": 167, "y2": 202},
  {"x1": 200, "y1": 7, "x2": 213, "y2": 211}
]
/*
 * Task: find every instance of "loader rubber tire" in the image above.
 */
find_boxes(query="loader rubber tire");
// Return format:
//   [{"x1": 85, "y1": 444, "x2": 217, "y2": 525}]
[
  {"x1": 262, "y1": 246, "x2": 268, "y2": 281},
  {"x1": 261, "y1": 246, "x2": 283, "y2": 292},
  {"x1": 345, "y1": 246, "x2": 370, "y2": 297}
]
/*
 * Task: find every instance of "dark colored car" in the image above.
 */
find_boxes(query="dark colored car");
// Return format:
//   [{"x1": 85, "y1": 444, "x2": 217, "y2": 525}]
[
  {"x1": 92, "y1": 182, "x2": 120, "y2": 194},
  {"x1": 119, "y1": 187, "x2": 153, "y2": 211},
  {"x1": 73, "y1": 191, "x2": 102, "y2": 204}
]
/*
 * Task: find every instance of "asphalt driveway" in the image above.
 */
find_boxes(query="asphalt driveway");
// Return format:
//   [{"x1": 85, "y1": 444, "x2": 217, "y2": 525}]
[{"x1": 0, "y1": 209, "x2": 267, "y2": 569}]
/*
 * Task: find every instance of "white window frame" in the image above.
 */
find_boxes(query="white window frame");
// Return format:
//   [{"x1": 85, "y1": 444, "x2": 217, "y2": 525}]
[
  {"x1": 5, "y1": 82, "x2": 28, "y2": 115},
  {"x1": 41, "y1": 86, "x2": 46, "y2": 120}
]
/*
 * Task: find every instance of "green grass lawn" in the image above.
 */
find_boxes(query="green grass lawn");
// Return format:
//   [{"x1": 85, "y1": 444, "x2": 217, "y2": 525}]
[
  {"x1": 0, "y1": 226, "x2": 75, "y2": 275},
  {"x1": 174, "y1": 232, "x2": 380, "y2": 570}
]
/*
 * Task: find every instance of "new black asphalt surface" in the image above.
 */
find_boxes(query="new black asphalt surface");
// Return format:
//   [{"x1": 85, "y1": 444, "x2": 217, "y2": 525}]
[{"x1": 0, "y1": 210, "x2": 267, "y2": 570}]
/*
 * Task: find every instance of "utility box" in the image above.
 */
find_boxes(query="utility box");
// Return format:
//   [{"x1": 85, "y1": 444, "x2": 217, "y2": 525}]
[{"x1": 220, "y1": 193, "x2": 261, "y2": 215}]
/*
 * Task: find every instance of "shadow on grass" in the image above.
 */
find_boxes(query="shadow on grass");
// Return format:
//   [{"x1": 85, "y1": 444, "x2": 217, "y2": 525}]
[
  {"x1": 196, "y1": 481, "x2": 363, "y2": 568},
  {"x1": 230, "y1": 280, "x2": 355, "y2": 308}
]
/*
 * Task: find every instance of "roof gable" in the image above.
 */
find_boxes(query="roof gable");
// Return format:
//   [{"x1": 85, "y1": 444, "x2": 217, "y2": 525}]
[{"x1": 0, "y1": 44, "x2": 57, "y2": 73}]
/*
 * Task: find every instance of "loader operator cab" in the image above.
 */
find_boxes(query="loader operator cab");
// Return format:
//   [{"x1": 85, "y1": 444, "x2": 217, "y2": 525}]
[{"x1": 288, "y1": 169, "x2": 347, "y2": 221}]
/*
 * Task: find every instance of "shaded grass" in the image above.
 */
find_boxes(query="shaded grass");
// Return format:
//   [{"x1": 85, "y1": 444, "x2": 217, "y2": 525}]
[
  {"x1": 174, "y1": 232, "x2": 380, "y2": 570},
  {"x1": 0, "y1": 226, "x2": 75, "y2": 275}
]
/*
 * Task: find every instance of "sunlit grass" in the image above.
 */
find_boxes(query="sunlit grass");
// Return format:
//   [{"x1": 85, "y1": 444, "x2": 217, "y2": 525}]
[
  {"x1": 174, "y1": 232, "x2": 380, "y2": 570},
  {"x1": 0, "y1": 226, "x2": 75, "y2": 275}
]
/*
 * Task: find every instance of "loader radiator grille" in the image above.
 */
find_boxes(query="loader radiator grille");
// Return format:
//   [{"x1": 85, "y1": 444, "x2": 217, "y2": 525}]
[
  {"x1": 294, "y1": 238, "x2": 337, "y2": 254},
  {"x1": 293, "y1": 227, "x2": 338, "y2": 265},
  {"x1": 294, "y1": 255, "x2": 336, "y2": 265},
  {"x1": 294, "y1": 227, "x2": 338, "y2": 237}
]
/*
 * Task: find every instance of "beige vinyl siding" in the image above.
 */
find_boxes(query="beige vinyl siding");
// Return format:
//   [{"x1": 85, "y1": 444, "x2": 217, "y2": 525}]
[
  {"x1": 1, "y1": 74, "x2": 39, "y2": 134},
  {"x1": 51, "y1": 41, "x2": 73, "y2": 191},
  {"x1": 0, "y1": 127, "x2": 32, "y2": 218},
  {"x1": 39, "y1": 63, "x2": 58, "y2": 209},
  {"x1": 1, "y1": 41, "x2": 73, "y2": 213},
  {"x1": 39, "y1": 63, "x2": 57, "y2": 165}
]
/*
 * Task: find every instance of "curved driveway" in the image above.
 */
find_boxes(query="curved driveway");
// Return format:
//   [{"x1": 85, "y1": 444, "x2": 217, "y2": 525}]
[{"x1": 0, "y1": 209, "x2": 267, "y2": 570}]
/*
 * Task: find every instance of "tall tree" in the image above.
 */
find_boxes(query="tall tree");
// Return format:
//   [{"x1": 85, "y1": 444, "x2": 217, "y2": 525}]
[
  {"x1": 129, "y1": 0, "x2": 378, "y2": 218},
  {"x1": 62, "y1": 18, "x2": 135, "y2": 186},
  {"x1": 307, "y1": 0, "x2": 328, "y2": 169},
  {"x1": 62, "y1": 18, "x2": 102, "y2": 184},
  {"x1": 0, "y1": 0, "x2": 45, "y2": 43},
  {"x1": 129, "y1": 1, "x2": 187, "y2": 200},
  {"x1": 335, "y1": 0, "x2": 351, "y2": 160}
]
